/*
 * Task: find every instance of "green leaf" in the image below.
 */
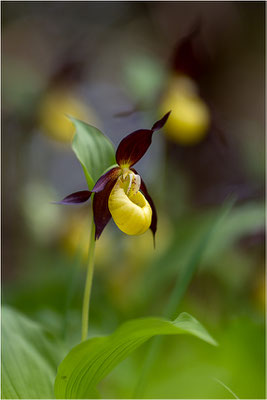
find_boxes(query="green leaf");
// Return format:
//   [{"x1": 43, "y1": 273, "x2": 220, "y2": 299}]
[
  {"x1": 2, "y1": 306, "x2": 66, "y2": 399},
  {"x1": 70, "y1": 117, "x2": 116, "y2": 189},
  {"x1": 54, "y1": 312, "x2": 217, "y2": 399}
]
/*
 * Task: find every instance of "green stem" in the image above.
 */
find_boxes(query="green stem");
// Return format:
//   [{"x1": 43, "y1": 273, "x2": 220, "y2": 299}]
[{"x1": 81, "y1": 209, "x2": 96, "y2": 342}]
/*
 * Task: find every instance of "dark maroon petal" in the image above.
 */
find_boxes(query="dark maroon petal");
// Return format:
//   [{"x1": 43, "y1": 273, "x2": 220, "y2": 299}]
[
  {"x1": 54, "y1": 190, "x2": 91, "y2": 205},
  {"x1": 93, "y1": 177, "x2": 118, "y2": 240},
  {"x1": 132, "y1": 169, "x2": 157, "y2": 246},
  {"x1": 116, "y1": 112, "x2": 171, "y2": 168},
  {"x1": 92, "y1": 167, "x2": 121, "y2": 193}
]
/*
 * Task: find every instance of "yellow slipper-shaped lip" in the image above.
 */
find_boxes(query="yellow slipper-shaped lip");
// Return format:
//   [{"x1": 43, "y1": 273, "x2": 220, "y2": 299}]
[{"x1": 108, "y1": 185, "x2": 152, "y2": 235}]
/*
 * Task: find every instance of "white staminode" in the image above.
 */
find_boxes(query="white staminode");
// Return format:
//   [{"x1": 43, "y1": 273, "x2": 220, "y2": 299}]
[{"x1": 126, "y1": 172, "x2": 141, "y2": 196}]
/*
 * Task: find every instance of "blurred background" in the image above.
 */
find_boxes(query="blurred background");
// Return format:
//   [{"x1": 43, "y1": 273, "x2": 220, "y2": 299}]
[{"x1": 2, "y1": 2, "x2": 265, "y2": 399}]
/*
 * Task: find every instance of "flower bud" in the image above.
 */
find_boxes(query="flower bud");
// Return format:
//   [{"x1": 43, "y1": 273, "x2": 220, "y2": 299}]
[{"x1": 108, "y1": 175, "x2": 152, "y2": 235}]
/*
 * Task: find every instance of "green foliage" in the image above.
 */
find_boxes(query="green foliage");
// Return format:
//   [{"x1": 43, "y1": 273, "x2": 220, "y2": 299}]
[
  {"x1": 2, "y1": 306, "x2": 66, "y2": 399},
  {"x1": 213, "y1": 378, "x2": 239, "y2": 399},
  {"x1": 70, "y1": 117, "x2": 116, "y2": 189},
  {"x1": 133, "y1": 198, "x2": 235, "y2": 398},
  {"x1": 139, "y1": 202, "x2": 264, "y2": 305},
  {"x1": 142, "y1": 316, "x2": 265, "y2": 399},
  {"x1": 164, "y1": 197, "x2": 236, "y2": 319},
  {"x1": 54, "y1": 312, "x2": 217, "y2": 399},
  {"x1": 123, "y1": 55, "x2": 166, "y2": 106}
]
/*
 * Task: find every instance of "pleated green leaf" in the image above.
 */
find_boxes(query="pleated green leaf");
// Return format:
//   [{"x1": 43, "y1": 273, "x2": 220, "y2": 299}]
[
  {"x1": 70, "y1": 117, "x2": 116, "y2": 190},
  {"x1": 54, "y1": 312, "x2": 217, "y2": 399},
  {"x1": 2, "y1": 306, "x2": 66, "y2": 399}
]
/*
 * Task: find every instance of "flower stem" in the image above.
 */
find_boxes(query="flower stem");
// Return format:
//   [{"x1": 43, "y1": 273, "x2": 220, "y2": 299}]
[{"x1": 81, "y1": 209, "x2": 96, "y2": 342}]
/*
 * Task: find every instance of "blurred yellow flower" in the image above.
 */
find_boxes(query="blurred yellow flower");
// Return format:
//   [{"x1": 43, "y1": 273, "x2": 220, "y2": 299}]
[
  {"x1": 61, "y1": 211, "x2": 113, "y2": 267},
  {"x1": 160, "y1": 74, "x2": 210, "y2": 145},
  {"x1": 39, "y1": 89, "x2": 98, "y2": 143}
]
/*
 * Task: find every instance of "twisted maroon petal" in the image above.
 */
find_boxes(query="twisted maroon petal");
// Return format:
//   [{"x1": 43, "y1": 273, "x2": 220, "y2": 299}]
[
  {"x1": 92, "y1": 167, "x2": 121, "y2": 193},
  {"x1": 55, "y1": 190, "x2": 91, "y2": 205},
  {"x1": 132, "y1": 168, "x2": 157, "y2": 246},
  {"x1": 140, "y1": 179, "x2": 157, "y2": 245},
  {"x1": 116, "y1": 112, "x2": 171, "y2": 167},
  {"x1": 93, "y1": 176, "x2": 119, "y2": 240}
]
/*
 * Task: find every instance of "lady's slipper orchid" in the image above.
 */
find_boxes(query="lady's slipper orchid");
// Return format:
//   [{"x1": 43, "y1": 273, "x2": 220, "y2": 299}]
[
  {"x1": 160, "y1": 23, "x2": 212, "y2": 145},
  {"x1": 58, "y1": 112, "x2": 170, "y2": 242}
]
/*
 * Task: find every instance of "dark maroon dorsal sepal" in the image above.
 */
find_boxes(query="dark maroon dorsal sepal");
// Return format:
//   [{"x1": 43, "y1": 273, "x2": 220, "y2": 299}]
[{"x1": 116, "y1": 112, "x2": 171, "y2": 168}]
